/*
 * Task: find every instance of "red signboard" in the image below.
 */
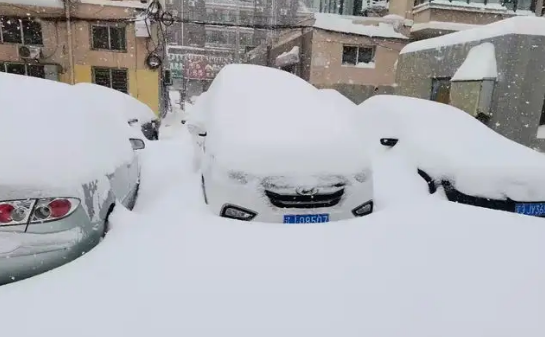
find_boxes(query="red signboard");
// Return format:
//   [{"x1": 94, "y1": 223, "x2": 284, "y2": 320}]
[{"x1": 183, "y1": 54, "x2": 233, "y2": 80}]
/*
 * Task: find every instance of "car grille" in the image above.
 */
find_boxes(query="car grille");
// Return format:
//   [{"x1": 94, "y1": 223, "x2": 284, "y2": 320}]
[{"x1": 264, "y1": 189, "x2": 344, "y2": 209}]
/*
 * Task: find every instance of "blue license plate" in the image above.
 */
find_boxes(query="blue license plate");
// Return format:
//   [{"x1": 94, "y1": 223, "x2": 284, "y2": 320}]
[
  {"x1": 283, "y1": 214, "x2": 330, "y2": 224},
  {"x1": 515, "y1": 203, "x2": 545, "y2": 216}
]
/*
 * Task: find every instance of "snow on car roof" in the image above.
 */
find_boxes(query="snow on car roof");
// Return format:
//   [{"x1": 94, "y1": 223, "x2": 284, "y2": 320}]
[
  {"x1": 201, "y1": 64, "x2": 370, "y2": 176},
  {"x1": 401, "y1": 16, "x2": 545, "y2": 54},
  {"x1": 74, "y1": 83, "x2": 156, "y2": 124},
  {"x1": 318, "y1": 88, "x2": 356, "y2": 112},
  {"x1": 0, "y1": 73, "x2": 134, "y2": 188},
  {"x1": 356, "y1": 95, "x2": 545, "y2": 201}
]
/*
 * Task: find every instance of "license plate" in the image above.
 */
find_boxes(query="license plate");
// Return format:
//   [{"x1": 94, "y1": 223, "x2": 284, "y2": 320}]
[
  {"x1": 283, "y1": 214, "x2": 330, "y2": 224},
  {"x1": 515, "y1": 202, "x2": 545, "y2": 216}
]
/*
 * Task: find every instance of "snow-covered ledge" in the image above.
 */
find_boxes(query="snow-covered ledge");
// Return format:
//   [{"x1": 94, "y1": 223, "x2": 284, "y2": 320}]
[
  {"x1": 275, "y1": 46, "x2": 300, "y2": 68},
  {"x1": 452, "y1": 42, "x2": 497, "y2": 82}
]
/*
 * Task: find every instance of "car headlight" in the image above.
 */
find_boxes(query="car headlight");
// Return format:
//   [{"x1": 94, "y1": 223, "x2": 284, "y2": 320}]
[{"x1": 352, "y1": 200, "x2": 373, "y2": 217}]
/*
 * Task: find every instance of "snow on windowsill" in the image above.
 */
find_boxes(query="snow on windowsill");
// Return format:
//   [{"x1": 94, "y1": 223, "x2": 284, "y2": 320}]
[
  {"x1": 411, "y1": 21, "x2": 481, "y2": 33},
  {"x1": 342, "y1": 62, "x2": 376, "y2": 69},
  {"x1": 401, "y1": 16, "x2": 545, "y2": 54},
  {"x1": 79, "y1": 0, "x2": 148, "y2": 9},
  {"x1": 451, "y1": 42, "x2": 497, "y2": 81},
  {"x1": 313, "y1": 13, "x2": 408, "y2": 39},
  {"x1": 413, "y1": 0, "x2": 507, "y2": 13},
  {"x1": 0, "y1": 0, "x2": 63, "y2": 8}
]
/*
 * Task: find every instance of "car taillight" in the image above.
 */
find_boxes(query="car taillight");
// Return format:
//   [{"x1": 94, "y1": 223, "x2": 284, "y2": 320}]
[{"x1": 0, "y1": 198, "x2": 80, "y2": 226}]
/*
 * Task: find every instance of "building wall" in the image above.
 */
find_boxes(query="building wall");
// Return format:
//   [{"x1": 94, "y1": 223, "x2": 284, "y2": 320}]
[
  {"x1": 309, "y1": 29, "x2": 405, "y2": 86},
  {"x1": 309, "y1": 29, "x2": 405, "y2": 103},
  {"x1": 0, "y1": 4, "x2": 160, "y2": 114},
  {"x1": 395, "y1": 34, "x2": 545, "y2": 151}
]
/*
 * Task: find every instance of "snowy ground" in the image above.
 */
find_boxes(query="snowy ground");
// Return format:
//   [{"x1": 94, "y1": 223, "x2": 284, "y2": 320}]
[{"x1": 0, "y1": 126, "x2": 544, "y2": 336}]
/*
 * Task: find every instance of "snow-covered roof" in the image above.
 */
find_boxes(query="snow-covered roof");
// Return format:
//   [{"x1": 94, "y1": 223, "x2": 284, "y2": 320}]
[
  {"x1": 275, "y1": 46, "x2": 300, "y2": 67},
  {"x1": 313, "y1": 13, "x2": 408, "y2": 40},
  {"x1": 401, "y1": 16, "x2": 545, "y2": 54},
  {"x1": 452, "y1": 42, "x2": 497, "y2": 82},
  {"x1": 0, "y1": 0, "x2": 63, "y2": 8},
  {"x1": 411, "y1": 21, "x2": 480, "y2": 33}
]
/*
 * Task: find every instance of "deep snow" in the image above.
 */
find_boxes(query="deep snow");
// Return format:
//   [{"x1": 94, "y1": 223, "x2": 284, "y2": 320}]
[
  {"x1": 0, "y1": 72, "x2": 134, "y2": 188},
  {"x1": 0, "y1": 126, "x2": 544, "y2": 337}
]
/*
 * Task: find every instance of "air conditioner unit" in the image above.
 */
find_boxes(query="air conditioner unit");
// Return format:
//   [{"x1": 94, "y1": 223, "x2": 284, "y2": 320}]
[
  {"x1": 280, "y1": 8, "x2": 288, "y2": 15},
  {"x1": 188, "y1": 0, "x2": 196, "y2": 6},
  {"x1": 18, "y1": 45, "x2": 42, "y2": 59},
  {"x1": 256, "y1": 6, "x2": 264, "y2": 12}
]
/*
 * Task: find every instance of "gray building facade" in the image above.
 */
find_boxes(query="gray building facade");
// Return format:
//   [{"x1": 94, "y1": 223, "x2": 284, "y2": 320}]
[{"x1": 395, "y1": 23, "x2": 545, "y2": 151}]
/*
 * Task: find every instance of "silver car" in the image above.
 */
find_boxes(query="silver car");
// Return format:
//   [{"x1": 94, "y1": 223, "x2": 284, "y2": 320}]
[
  {"x1": 0, "y1": 137, "x2": 144, "y2": 285},
  {"x1": 0, "y1": 73, "x2": 146, "y2": 285}
]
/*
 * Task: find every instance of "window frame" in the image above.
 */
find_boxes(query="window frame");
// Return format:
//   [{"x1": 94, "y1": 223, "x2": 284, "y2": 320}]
[
  {"x1": 91, "y1": 66, "x2": 129, "y2": 94},
  {"x1": 341, "y1": 45, "x2": 376, "y2": 66},
  {"x1": 90, "y1": 23, "x2": 127, "y2": 52},
  {"x1": 0, "y1": 61, "x2": 46, "y2": 78},
  {"x1": 0, "y1": 17, "x2": 43, "y2": 46}
]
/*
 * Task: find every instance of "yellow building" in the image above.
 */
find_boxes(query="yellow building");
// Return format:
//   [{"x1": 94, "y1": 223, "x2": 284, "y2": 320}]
[{"x1": 0, "y1": 0, "x2": 162, "y2": 114}]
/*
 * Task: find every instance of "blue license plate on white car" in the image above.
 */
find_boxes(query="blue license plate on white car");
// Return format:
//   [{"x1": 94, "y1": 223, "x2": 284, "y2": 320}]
[
  {"x1": 283, "y1": 214, "x2": 330, "y2": 224},
  {"x1": 515, "y1": 203, "x2": 545, "y2": 216}
]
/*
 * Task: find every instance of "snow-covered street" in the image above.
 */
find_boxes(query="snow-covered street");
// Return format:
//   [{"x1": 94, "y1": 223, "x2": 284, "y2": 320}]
[{"x1": 0, "y1": 126, "x2": 544, "y2": 337}]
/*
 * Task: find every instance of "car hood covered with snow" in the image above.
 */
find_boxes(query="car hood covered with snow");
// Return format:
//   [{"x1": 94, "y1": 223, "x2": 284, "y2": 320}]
[
  {"x1": 198, "y1": 64, "x2": 370, "y2": 176},
  {"x1": 356, "y1": 95, "x2": 545, "y2": 201},
  {"x1": 0, "y1": 73, "x2": 135, "y2": 189},
  {"x1": 74, "y1": 82, "x2": 156, "y2": 125}
]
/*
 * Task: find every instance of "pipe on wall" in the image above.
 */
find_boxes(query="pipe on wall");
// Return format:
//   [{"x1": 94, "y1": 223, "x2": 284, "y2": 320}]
[{"x1": 64, "y1": 0, "x2": 75, "y2": 84}]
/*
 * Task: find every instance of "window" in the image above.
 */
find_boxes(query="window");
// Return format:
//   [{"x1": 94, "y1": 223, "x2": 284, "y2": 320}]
[
  {"x1": 0, "y1": 17, "x2": 43, "y2": 45},
  {"x1": 342, "y1": 46, "x2": 375, "y2": 66},
  {"x1": 430, "y1": 78, "x2": 451, "y2": 104},
  {"x1": 92, "y1": 67, "x2": 128, "y2": 93},
  {"x1": 239, "y1": 34, "x2": 253, "y2": 46},
  {"x1": 91, "y1": 25, "x2": 126, "y2": 51},
  {"x1": 206, "y1": 30, "x2": 228, "y2": 45},
  {"x1": 0, "y1": 62, "x2": 45, "y2": 78}
]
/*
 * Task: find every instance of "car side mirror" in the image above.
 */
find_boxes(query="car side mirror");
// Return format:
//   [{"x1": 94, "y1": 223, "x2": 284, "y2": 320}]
[
  {"x1": 129, "y1": 138, "x2": 146, "y2": 150},
  {"x1": 188, "y1": 124, "x2": 207, "y2": 137},
  {"x1": 380, "y1": 138, "x2": 398, "y2": 147}
]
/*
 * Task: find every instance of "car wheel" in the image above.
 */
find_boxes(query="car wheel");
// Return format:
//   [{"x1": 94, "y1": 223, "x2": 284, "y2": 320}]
[{"x1": 201, "y1": 175, "x2": 208, "y2": 205}]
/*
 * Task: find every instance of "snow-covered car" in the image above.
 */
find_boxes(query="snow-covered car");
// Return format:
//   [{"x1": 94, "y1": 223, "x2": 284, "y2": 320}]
[
  {"x1": 74, "y1": 83, "x2": 161, "y2": 140},
  {"x1": 0, "y1": 73, "x2": 144, "y2": 285},
  {"x1": 356, "y1": 94, "x2": 545, "y2": 217},
  {"x1": 318, "y1": 88, "x2": 356, "y2": 112},
  {"x1": 187, "y1": 64, "x2": 373, "y2": 223}
]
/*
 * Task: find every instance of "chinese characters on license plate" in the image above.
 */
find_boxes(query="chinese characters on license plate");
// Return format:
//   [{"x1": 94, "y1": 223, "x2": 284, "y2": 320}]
[{"x1": 283, "y1": 214, "x2": 330, "y2": 224}]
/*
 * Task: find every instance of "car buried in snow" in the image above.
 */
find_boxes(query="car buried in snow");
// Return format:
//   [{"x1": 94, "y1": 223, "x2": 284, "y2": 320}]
[
  {"x1": 187, "y1": 64, "x2": 374, "y2": 223},
  {"x1": 74, "y1": 83, "x2": 161, "y2": 141},
  {"x1": 356, "y1": 95, "x2": 545, "y2": 218},
  {"x1": 0, "y1": 73, "x2": 145, "y2": 285}
]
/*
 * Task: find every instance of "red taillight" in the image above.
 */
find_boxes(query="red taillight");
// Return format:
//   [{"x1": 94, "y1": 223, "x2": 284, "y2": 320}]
[
  {"x1": 0, "y1": 204, "x2": 14, "y2": 223},
  {"x1": 0, "y1": 198, "x2": 79, "y2": 226},
  {"x1": 49, "y1": 199, "x2": 72, "y2": 218}
]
